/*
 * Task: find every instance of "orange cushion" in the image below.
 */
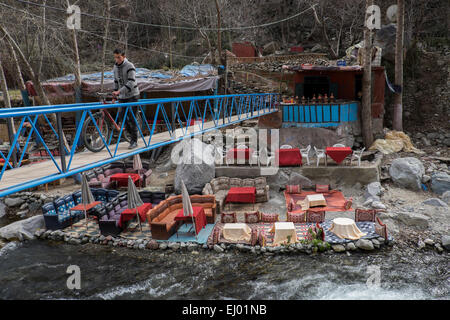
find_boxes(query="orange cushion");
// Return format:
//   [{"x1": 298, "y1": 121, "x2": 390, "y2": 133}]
[{"x1": 203, "y1": 208, "x2": 213, "y2": 217}]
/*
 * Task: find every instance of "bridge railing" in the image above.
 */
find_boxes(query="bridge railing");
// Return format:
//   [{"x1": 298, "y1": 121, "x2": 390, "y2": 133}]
[{"x1": 0, "y1": 93, "x2": 279, "y2": 197}]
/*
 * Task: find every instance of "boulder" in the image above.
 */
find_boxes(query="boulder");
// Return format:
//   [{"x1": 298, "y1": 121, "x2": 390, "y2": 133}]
[
  {"x1": 389, "y1": 157, "x2": 425, "y2": 190},
  {"x1": 395, "y1": 211, "x2": 430, "y2": 229},
  {"x1": 331, "y1": 244, "x2": 346, "y2": 252},
  {"x1": 0, "y1": 202, "x2": 6, "y2": 219},
  {"x1": 0, "y1": 216, "x2": 45, "y2": 241},
  {"x1": 441, "y1": 235, "x2": 450, "y2": 251},
  {"x1": 365, "y1": 182, "x2": 384, "y2": 200},
  {"x1": 355, "y1": 239, "x2": 374, "y2": 251},
  {"x1": 174, "y1": 138, "x2": 215, "y2": 194},
  {"x1": 4, "y1": 197, "x2": 25, "y2": 208},
  {"x1": 288, "y1": 172, "x2": 313, "y2": 188},
  {"x1": 441, "y1": 191, "x2": 450, "y2": 205},
  {"x1": 267, "y1": 170, "x2": 289, "y2": 192},
  {"x1": 422, "y1": 198, "x2": 448, "y2": 207},
  {"x1": 431, "y1": 172, "x2": 450, "y2": 195}
]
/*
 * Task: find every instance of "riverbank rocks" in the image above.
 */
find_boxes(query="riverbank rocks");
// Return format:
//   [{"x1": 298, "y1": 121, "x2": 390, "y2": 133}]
[
  {"x1": 396, "y1": 211, "x2": 430, "y2": 229},
  {"x1": 0, "y1": 215, "x2": 44, "y2": 241},
  {"x1": 422, "y1": 198, "x2": 448, "y2": 207},
  {"x1": 174, "y1": 138, "x2": 215, "y2": 194},
  {"x1": 441, "y1": 236, "x2": 450, "y2": 251},
  {"x1": 288, "y1": 172, "x2": 313, "y2": 188},
  {"x1": 431, "y1": 172, "x2": 450, "y2": 195},
  {"x1": 4, "y1": 197, "x2": 25, "y2": 208},
  {"x1": 146, "y1": 240, "x2": 159, "y2": 250},
  {"x1": 389, "y1": 157, "x2": 425, "y2": 190},
  {"x1": 346, "y1": 242, "x2": 357, "y2": 251},
  {"x1": 213, "y1": 244, "x2": 224, "y2": 253},
  {"x1": 441, "y1": 191, "x2": 450, "y2": 205},
  {"x1": 355, "y1": 239, "x2": 374, "y2": 251},
  {"x1": 267, "y1": 170, "x2": 289, "y2": 192},
  {"x1": 331, "y1": 244, "x2": 346, "y2": 252}
]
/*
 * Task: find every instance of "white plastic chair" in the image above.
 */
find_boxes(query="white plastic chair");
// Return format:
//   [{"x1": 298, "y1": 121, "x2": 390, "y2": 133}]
[
  {"x1": 300, "y1": 145, "x2": 311, "y2": 166},
  {"x1": 314, "y1": 146, "x2": 327, "y2": 167},
  {"x1": 280, "y1": 144, "x2": 293, "y2": 149},
  {"x1": 351, "y1": 148, "x2": 365, "y2": 167},
  {"x1": 214, "y1": 146, "x2": 228, "y2": 166},
  {"x1": 236, "y1": 144, "x2": 248, "y2": 149},
  {"x1": 258, "y1": 148, "x2": 275, "y2": 167},
  {"x1": 333, "y1": 143, "x2": 346, "y2": 147}
]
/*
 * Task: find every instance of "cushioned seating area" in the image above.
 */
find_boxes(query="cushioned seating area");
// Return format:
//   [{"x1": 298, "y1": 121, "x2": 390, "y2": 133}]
[
  {"x1": 202, "y1": 177, "x2": 269, "y2": 211},
  {"x1": 147, "y1": 195, "x2": 217, "y2": 240},
  {"x1": 42, "y1": 188, "x2": 120, "y2": 230},
  {"x1": 94, "y1": 191, "x2": 166, "y2": 236},
  {"x1": 86, "y1": 161, "x2": 153, "y2": 189}
]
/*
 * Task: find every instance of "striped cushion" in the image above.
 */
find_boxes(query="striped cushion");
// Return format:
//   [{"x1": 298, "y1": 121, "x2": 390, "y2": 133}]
[
  {"x1": 287, "y1": 212, "x2": 306, "y2": 223},
  {"x1": 259, "y1": 212, "x2": 279, "y2": 223},
  {"x1": 286, "y1": 185, "x2": 301, "y2": 194}
]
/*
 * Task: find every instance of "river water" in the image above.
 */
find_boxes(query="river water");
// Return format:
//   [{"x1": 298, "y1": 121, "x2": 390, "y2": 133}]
[{"x1": 0, "y1": 241, "x2": 448, "y2": 300}]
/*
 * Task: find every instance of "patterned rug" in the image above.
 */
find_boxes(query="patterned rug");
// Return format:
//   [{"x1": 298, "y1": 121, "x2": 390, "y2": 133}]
[
  {"x1": 255, "y1": 222, "x2": 310, "y2": 245},
  {"x1": 322, "y1": 220, "x2": 391, "y2": 244},
  {"x1": 64, "y1": 219, "x2": 101, "y2": 238}
]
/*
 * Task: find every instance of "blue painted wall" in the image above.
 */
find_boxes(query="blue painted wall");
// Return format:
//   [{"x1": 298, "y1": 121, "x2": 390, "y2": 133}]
[{"x1": 282, "y1": 102, "x2": 359, "y2": 128}]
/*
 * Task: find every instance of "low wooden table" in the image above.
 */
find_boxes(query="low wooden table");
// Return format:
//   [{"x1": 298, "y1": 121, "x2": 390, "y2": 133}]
[
  {"x1": 329, "y1": 217, "x2": 366, "y2": 240},
  {"x1": 222, "y1": 223, "x2": 252, "y2": 242},
  {"x1": 110, "y1": 173, "x2": 141, "y2": 188},
  {"x1": 305, "y1": 194, "x2": 327, "y2": 208},
  {"x1": 69, "y1": 201, "x2": 102, "y2": 229},
  {"x1": 272, "y1": 222, "x2": 297, "y2": 246}
]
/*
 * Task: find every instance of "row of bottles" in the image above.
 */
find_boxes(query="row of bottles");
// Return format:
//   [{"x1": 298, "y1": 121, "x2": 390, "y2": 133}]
[{"x1": 293, "y1": 93, "x2": 336, "y2": 104}]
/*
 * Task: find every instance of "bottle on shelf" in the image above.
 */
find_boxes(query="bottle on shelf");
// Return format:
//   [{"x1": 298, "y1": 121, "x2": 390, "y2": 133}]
[
  {"x1": 301, "y1": 96, "x2": 306, "y2": 104},
  {"x1": 324, "y1": 94, "x2": 328, "y2": 103},
  {"x1": 330, "y1": 92, "x2": 335, "y2": 102},
  {"x1": 312, "y1": 94, "x2": 316, "y2": 103},
  {"x1": 318, "y1": 94, "x2": 322, "y2": 103}
]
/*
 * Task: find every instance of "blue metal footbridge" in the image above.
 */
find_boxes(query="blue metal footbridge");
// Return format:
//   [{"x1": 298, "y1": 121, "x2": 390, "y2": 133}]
[{"x1": 0, "y1": 93, "x2": 279, "y2": 197}]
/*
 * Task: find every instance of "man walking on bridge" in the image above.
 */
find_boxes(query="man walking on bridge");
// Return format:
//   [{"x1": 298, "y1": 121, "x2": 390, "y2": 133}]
[{"x1": 112, "y1": 48, "x2": 139, "y2": 149}]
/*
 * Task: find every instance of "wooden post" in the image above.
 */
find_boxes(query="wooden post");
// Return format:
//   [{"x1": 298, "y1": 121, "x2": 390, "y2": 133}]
[
  {"x1": 393, "y1": 0, "x2": 404, "y2": 131},
  {"x1": 361, "y1": 0, "x2": 374, "y2": 148}
]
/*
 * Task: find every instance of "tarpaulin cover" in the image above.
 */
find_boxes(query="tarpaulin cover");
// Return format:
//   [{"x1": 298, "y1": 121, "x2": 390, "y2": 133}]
[
  {"x1": 37, "y1": 65, "x2": 218, "y2": 98},
  {"x1": 284, "y1": 190, "x2": 352, "y2": 213},
  {"x1": 179, "y1": 64, "x2": 215, "y2": 77},
  {"x1": 369, "y1": 130, "x2": 424, "y2": 155}
]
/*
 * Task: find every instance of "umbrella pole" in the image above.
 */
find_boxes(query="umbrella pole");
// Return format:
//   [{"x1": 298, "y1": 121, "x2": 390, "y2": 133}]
[
  {"x1": 191, "y1": 214, "x2": 197, "y2": 240},
  {"x1": 136, "y1": 207, "x2": 142, "y2": 232},
  {"x1": 85, "y1": 208, "x2": 88, "y2": 231}
]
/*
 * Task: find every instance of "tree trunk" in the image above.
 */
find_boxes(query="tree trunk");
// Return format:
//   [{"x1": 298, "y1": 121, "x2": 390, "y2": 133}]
[
  {"x1": 361, "y1": 0, "x2": 374, "y2": 147},
  {"x1": 393, "y1": 0, "x2": 405, "y2": 131},
  {"x1": 0, "y1": 24, "x2": 70, "y2": 152},
  {"x1": 215, "y1": 0, "x2": 223, "y2": 66},
  {"x1": 66, "y1": 0, "x2": 82, "y2": 89},
  {"x1": 0, "y1": 49, "x2": 18, "y2": 166},
  {"x1": 4, "y1": 38, "x2": 26, "y2": 91},
  {"x1": 100, "y1": 0, "x2": 111, "y2": 93}
]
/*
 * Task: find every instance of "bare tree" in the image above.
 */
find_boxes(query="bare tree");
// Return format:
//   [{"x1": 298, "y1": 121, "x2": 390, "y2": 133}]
[
  {"x1": 0, "y1": 24, "x2": 70, "y2": 151},
  {"x1": 393, "y1": 0, "x2": 404, "y2": 131},
  {"x1": 100, "y1": 0, "x2": 111, "y2": 93}
]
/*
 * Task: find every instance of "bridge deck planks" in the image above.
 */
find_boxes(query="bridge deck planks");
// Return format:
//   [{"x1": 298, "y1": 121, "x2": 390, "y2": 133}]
[{"x1": 0, "y1": 112, "x2": 259, "y2": 190}]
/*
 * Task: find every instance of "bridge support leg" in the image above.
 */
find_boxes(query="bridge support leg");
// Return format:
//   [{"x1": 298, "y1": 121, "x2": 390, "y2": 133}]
[{"x1": 57, "y1": 113, "x2": 67, "y2": 172}]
